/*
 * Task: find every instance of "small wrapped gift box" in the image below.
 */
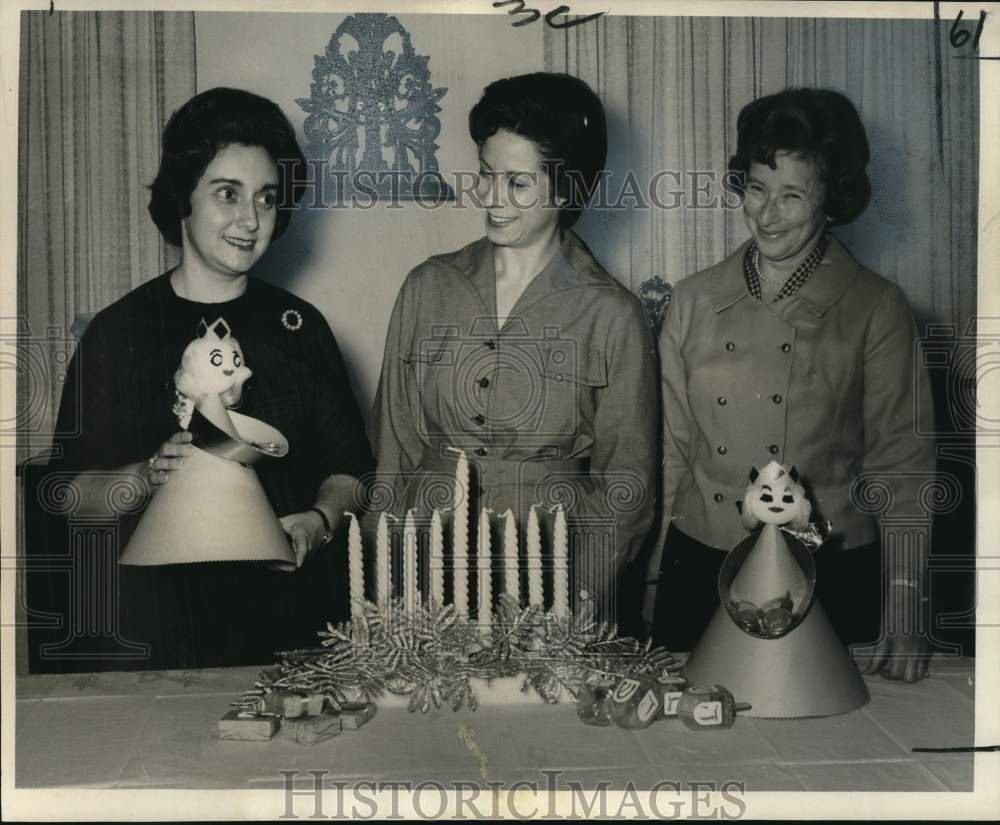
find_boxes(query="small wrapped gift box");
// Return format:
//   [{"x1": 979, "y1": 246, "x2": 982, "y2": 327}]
[
  {"x1": 218, "y1": 710, "x2": 279, "y2": 741},
  {"x1": 279, "y1": 713, "x2": 343, "y2": 746},
  {"x1": 337, "y1": 702, "x2": 375, "y2": 730}
]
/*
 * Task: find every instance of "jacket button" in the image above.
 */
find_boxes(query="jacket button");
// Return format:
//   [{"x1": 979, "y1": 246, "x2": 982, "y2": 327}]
[
  {"x1": 768, "y1": 444, "x2": 779, "y2": 455},
  {"x1": 772, "y1": 394, "x2": 782, "y2": 404},
  {"x1": 714, "y1": 493, "x2": 724, "y2": 503},
  {"x1": 717, "y1": 445, "x2": 728, "y2": 455},
  {"x1": 781, "y1": 343, "x2": 791, "y2": 353},
  {"x1": 479, "y1": 377, "x2": 491, "y2": 388},
  {"x1": 475, "y1": 447, "x2": 488, "y2": 457},
  {"x1": 484, "y1": 340, "x2": 496, "y2": 350},
  {"x1": 472, "y1": 414, "x2": 486, "y2": 426},
  {"x1": 725, "y1": 341, "x2": 736, "y2": 352},
  {"x1": 717, "y1": 397, "x2": 727, "y2": 406}
]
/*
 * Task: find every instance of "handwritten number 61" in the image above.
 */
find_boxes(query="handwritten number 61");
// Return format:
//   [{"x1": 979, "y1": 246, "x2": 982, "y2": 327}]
[
  {"x1": 492, "y1": 0, "x2": 606, "y2": 30},
  {"x1": 949, "y1": 8, "x2": 988, "y2": 50}
]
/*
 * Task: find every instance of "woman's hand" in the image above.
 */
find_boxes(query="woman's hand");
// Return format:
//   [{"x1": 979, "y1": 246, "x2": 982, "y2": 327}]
[
  {"x1": 278, "y1": 510, "x2": 329, "y2": 570},
  {"x1": 860, "y1": 583, "x2": 931, "y2": 682},
  {"x1": 146, "y1": 431, "x2": 194, "y2": 489}
]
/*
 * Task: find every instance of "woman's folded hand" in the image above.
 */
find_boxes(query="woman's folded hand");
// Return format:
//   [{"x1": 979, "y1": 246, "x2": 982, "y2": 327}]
[{"x1": 145, "y1": 431, "x2": 194, "y2": 489}]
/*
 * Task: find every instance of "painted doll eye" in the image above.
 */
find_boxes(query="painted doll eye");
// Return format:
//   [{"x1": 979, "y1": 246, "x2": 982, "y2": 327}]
[
  {"x1": 759, "y1": 492, "x2": 773, "y2": 503},
  {"x1": 210, "y1": 349, "x2": 223, "y2": 367},
  {"x1": 233, "y1": 351, "x2": 242, "y2": 368},
  {"x1": 782, "y1": 493, "x2": 795, "y2": 503}
]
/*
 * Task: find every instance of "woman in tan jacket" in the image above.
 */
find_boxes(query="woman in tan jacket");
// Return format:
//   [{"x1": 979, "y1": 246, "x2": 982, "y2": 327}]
[{"x1": 646, "y1": 88, "x2": 935, "y2": 682}]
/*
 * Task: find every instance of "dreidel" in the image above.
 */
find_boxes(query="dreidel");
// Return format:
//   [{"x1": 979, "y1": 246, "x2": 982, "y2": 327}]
[
  {"x1": 657, "y1": 675, "x2": 688, "y2": 718},
  {"x1": 677, "y1": 684, "x2": 751, "y2": 730}
]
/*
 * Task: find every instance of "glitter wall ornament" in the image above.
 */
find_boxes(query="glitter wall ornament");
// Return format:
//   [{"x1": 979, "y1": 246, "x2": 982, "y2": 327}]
[{"x1": 296, "y1": 13, "x2": 454, "y2": 202}]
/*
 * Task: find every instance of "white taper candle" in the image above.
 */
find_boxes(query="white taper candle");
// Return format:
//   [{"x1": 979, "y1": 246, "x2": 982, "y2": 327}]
[
  {"x1": 477, "y1": 507, "x2": 493, "y2": 634},
  {"x1": 552, "y1": 504, "x2": 570, "y2": 619},
  {"x1": 502, "y1": 509, "x2": 519, "y2": 604},
  {"x1": 451, "y1": 449, "x2": 470, "y2": 616},
  {"x1": 527, "y1": 505, "x2": 543, "y2": 608},
  {"x1": 375, "y1": 512, "x2": 391, "y2": 607},
  {"x1": 430, "y1": 509, "x2": 445, "y2": 607},
  {"x1": 345, "y1": 511, "x2": 364, "y2": 620}
]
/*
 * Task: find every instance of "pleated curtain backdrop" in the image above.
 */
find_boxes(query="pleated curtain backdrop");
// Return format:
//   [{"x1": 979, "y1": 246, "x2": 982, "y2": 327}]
[
  {"x1": 16, "y1": 11, "x2": 196, "y2": 463},
  {"x1": 543, "y1": 15, "x2": 978, "y2": 334}
]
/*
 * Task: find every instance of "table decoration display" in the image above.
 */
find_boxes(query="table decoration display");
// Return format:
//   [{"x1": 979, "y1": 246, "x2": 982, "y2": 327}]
[
  {"x1": 120, "y1": 317, "x2": 296, "y2": 568},
  {"x1": 683, "y1": 461, "x2": 871, "y2": 718},
  {"x1": 223, "y1": 450, "x2": 682, "y2": 740}
]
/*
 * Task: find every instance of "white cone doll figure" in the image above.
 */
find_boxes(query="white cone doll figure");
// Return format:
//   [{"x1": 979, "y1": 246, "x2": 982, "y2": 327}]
[
  {"x1": 683, "y1": 461, "x2": 870, "y2": 718},
  {"x1": 119, "y1": 318, "x2": 296, "y2": 568}
]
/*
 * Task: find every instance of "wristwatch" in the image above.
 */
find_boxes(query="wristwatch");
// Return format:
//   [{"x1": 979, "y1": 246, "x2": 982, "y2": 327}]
[{"x1": 308, "y1": 507, "x2": 334, "y2": 545}]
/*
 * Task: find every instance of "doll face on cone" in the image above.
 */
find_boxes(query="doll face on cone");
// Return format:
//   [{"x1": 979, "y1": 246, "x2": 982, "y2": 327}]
[
  {"x1": 175, "y1": 318, "x2": 252, "y2": 403},
  {"x1": 743, "y1": 461, "x2": 811, "y2": 527}
]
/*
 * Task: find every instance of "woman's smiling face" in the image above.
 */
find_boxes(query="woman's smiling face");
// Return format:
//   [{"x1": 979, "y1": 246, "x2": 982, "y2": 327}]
[
  {"x1": 181, "y1": 143, "x2": 279, "y2": 280},
  {"x1": 476, "y1": 129, "x2": 563, "y2": 250},
  {"x1": 742, "y1": 151, "x2": 827, "y2": 267}
]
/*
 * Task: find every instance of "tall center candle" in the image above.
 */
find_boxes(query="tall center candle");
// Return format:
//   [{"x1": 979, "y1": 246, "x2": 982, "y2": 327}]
[
  {"x1": 526, "y1": 505, "x2": 543, "y2": 608},
  {"x1": 403, "y1": 509, "x2": 418, "y2": 614},
  {"x1": 477, "y1": 507, "x2": 493, "y2": 635},
  {"x1": 451, "y1": 449, "x2": 470, "y2": 616},
  {"x1": 345, "y1": 512, "x2": 364, "y2": 620}
]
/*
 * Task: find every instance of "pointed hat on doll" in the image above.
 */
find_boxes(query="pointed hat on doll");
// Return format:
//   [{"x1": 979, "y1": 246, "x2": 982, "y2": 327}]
[
  {"x1": 119, "y1": 318, "x2": 296, "y2": 569},
  {"x1": 683, "y1": 462, "x2": 869, "y2": 718}
]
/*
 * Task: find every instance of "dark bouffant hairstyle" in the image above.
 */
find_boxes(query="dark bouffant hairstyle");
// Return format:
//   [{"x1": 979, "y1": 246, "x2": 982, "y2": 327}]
[
  {"x1": 727, "y1": 88, "x2": 871, "y2": 226},
  {"x1": 469, "y1": 72, "x2": 607, "y2": 228},
  {"x1": 148, "y1": 87, "x2": 306, "y2": 247}
]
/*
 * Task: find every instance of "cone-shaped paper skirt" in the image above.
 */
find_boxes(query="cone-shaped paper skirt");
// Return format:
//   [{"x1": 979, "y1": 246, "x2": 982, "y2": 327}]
[
  {"x1": 684, "y1": 523, "x2": 868, "y2": 718},
  {"x1": 728, "y1": 524, "x2": 811, "y2": 611},
  {"x1": 683, "y1": 597, "x2": 870, "y2": 718},
  {"x1": 119, "y1": 411, "x2": 295, "y2": 568}
]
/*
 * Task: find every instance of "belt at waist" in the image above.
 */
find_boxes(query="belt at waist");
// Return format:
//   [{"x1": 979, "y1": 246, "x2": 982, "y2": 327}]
[{"x1": 417, "y1": 451, "x2": 589, "y2": 489}]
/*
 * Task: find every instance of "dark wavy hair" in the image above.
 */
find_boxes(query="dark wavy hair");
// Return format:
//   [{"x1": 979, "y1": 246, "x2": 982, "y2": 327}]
[
  {"x1": 727, "y1": 88, "x2": 871, "y2": 226},
  {"x1": 469, "y1": 72, "x2": 607, "y2": 228},
  {"x1": 148, "y1": 87, "x2": 306, "y2": 247}
]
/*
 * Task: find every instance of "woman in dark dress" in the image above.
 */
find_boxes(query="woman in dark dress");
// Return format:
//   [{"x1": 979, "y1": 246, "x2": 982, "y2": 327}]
[{"x1": 48, "y1": 87, "x2": 373, "y2": 670}]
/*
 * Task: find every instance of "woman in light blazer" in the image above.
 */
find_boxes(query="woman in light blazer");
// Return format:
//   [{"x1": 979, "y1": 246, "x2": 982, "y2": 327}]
[{"x1": 646, "y1": 88, "x2": 936, "y2": 682}]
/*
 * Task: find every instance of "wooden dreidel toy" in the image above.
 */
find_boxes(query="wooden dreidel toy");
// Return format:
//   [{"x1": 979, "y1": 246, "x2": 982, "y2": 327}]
[
  {"x1": 657, "y1": 675, "x2": 688, "y2": 719},
  {"x1": 677, "y1": 685, "x2": 751, "y2": 731},
  {"x1": 608, "y1": 674, "x2": 662, "y2": 730},
  {"x1": 576, "y1": 677, "x2": 617, "y2": 727}
]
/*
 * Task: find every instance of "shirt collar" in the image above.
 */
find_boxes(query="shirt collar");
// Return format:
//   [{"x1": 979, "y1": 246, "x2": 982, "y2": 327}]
[{"x1": 710, "y1": 234, "x2": 859, "y2": 316}]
